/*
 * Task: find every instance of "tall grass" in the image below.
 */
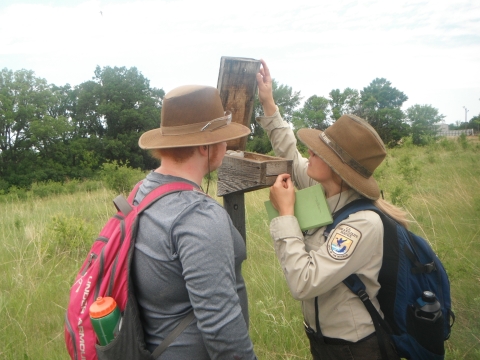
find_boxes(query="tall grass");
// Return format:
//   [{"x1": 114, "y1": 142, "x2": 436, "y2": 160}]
[
  {"x1": 0, "y1": 187, "x2": 115, "y2": 359},
  {"x1": 0, "y1": 137, "x2": 479, "y2": 359}
]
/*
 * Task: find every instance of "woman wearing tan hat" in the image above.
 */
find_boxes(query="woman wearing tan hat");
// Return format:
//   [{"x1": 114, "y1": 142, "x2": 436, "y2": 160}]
[
  {"x1": 255, "y1": 60, "x2": 406, "y2": 360},
  {"x1": 132, "y1": 85, "x2": 257, "y2": 359}
]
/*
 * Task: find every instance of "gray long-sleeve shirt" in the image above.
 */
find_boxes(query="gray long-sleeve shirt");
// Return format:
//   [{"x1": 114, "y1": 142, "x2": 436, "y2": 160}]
[{"x1": 132, "y1": 172, "x2": 256, "y2": 359}]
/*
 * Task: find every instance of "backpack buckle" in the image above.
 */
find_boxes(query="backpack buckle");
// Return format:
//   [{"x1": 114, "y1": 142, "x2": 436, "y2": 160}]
[
  {"x1": 424, "y1": 262, "x2": 436, "y2": 273},
  {"x1": 357, "y1": 289, "x2": 370, "y2": 302}
]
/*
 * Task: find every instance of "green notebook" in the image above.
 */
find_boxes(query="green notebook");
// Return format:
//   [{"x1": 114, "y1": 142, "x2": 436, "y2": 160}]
[{"x1": 264, "y1": 184, "x2": 333, "y2": 231}]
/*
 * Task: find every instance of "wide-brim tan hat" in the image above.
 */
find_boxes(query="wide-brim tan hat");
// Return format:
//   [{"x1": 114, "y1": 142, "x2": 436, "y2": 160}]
[
  {"x1": 297, "y1": 114, "x2": 386, "y2": 200},
  {"x1": 139, "y1": 85, "x2": 250, "y2": 149}
]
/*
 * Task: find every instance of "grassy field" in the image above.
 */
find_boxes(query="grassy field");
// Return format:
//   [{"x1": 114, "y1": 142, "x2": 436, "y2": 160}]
[{"x1": 0, "y1": 136, "x2": 479, "y2": 359}]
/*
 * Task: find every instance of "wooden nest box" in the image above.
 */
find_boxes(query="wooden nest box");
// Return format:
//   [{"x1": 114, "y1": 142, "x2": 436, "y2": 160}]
[
  {"x1": 217, "y1": 152, "x2": 292, "y2": 197},
  {"x1": 215, "y1": 56, "x2": 293, "y2": 241}
]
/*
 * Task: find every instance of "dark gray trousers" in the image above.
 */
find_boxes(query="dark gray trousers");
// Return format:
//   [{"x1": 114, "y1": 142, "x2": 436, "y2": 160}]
[{"x1": 305, "y1": 329, "x2": 400, "y2": 360}]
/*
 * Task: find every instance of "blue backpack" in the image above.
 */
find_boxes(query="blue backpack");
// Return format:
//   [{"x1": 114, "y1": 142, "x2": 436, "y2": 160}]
[{"x1": 325, "y1": 199, "x2": 454, "y2": 360}]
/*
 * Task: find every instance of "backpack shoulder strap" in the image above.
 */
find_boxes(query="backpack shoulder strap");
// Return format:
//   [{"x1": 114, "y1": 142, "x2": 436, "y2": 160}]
[
  {"x1": 112, "y1": 181, "x2": 144, "y2": 216},
  {"x1": 325, "y1": 198, "x2": 379, "y2": 234},
  {"x1": 135, "y1": 181, "x2": 197, "y2": 214},
  {"x1": 151, "y1": 310, "x2": 195, "y2": 358},
  {"x1": 325, "y1": 199, "x2": 393, "y2": 359},
  {"x1": 112, "y1": 181, "x2": 197, "y2": 217},
  {"x1": 127, "y1": 181, "x2": 144, "y2": 204},
  {"x1": 343, "y1": 274, "x2": 393, "y2": 360}
]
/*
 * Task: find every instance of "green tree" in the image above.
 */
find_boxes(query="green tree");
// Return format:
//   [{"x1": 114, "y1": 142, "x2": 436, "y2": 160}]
[
  {"x1": 85, "y1": 66, "x2": 165, "y2": 169},
  {"x1": 292, "y1": 95, "x2": 330, "y2": 131},
  {"x1": 0, "y1": 69, "x2": 95, "y2": 186},
  {"x1": 247, "y1": 79, "x2": 301, "y2": 154},
  {"x1": 72, "y1": 80, "x2": 105, "y2": 138},
  {"x1": 47, "y1": 84, "x2": 76, "y2": 120},
  {"x1": 359, "y1": 78, "x2": 408, "y2": 110},
  {"x1": 468, "y1": 114, "x2": 480, "y2": 132},
  {"x1": 406, "y1": 104, "x2": 445, "y2": 145},
  {"x1": 356, "y1": 78, "x2": 409, "y2": 146},
  {"x1": 30, "y1": 114, "x2": 72, "y2": 158},
  {"x1": 329, "y1": 88, "x2": 360, "y2": 121},
  {"x1": 0, "y1": 68, "x2": 55, "y2": 187},
  {"x1": 0, "y1": 65, "x2": 165, "y2": 189}
]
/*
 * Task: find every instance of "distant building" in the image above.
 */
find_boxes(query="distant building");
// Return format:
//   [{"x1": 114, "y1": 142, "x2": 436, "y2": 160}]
[{"x1": 436, "y1": 123, "x2": 474, "y2": 136}]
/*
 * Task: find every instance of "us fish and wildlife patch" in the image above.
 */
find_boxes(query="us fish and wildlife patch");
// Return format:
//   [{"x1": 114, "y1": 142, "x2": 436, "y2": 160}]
[{"x1": 327, "y1": 225, "x2": 362, "y2": 260}]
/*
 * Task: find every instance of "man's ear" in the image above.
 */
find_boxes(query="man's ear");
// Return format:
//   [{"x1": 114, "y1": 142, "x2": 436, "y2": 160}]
[{"x1": 198, "y1": 145, "x2": 209, "y2": 156}]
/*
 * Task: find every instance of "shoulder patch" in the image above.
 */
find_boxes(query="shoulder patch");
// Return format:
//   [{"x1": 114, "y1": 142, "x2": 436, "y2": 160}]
[{"x1": 327, "y1": 224, "x2": 362, "y2": 260}]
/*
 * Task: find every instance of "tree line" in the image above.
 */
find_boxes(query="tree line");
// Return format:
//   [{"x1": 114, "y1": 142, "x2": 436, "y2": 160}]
[
  {"x1": 247, "y1": 78, "x2": 477, "y2": 154},
  {"x1": 0, "y1": 66, "x2": 164, "y2": 191},
  {"x1": 0, "y1": 65, "x2": 477, "y2": 192}
]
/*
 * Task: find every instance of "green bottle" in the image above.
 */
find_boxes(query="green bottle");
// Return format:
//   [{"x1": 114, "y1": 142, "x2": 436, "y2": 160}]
[{"x1": 89, "y1": 296, "x2": 121, "y2": 346}]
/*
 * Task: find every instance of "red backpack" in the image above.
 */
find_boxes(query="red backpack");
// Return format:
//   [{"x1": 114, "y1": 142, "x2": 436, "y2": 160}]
[{"x1": 65, "y1": 181, "x2": 196, "y2": 360}]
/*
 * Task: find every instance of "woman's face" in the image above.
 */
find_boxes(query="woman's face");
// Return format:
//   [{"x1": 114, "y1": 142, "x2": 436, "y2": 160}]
[
  {"x1": 306, "y1": 148, "x2": 346, "y2": 198},
  {"x1": 306, "y1": 149, "x2": 335, "y2": 183}
]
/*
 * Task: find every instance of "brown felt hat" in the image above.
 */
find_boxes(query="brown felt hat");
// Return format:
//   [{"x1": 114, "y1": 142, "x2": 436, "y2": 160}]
[
  {"x1": 297, "y1": 114, "x2": 386, "y2": 200},
  {"x1": 139, "y1": 85, "x2": 250, "y2": 149}
]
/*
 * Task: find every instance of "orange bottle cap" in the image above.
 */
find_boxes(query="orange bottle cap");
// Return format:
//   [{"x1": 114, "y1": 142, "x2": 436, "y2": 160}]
[{"x1": 89, "y1": 296, "x2": 117, "y2": 318}]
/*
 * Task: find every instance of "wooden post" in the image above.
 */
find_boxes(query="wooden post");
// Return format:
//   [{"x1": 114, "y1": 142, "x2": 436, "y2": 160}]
[
  {"x1": 217, "y1": 57, "x2": 260, "y2": 242},
  {"x1": 222, "y1": 192, "x2": 246, "y2": 242}
]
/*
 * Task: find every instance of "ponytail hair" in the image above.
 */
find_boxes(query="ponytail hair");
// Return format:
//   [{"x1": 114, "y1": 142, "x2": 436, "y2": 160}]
[{"x1": 373, "y1": 198, "x2": 410, "y2": 229}]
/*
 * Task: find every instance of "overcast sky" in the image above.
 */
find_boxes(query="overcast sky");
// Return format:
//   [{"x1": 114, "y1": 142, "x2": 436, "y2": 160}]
[{"x1": 1, "y1": 0, "x2": 479, "y2": 124}]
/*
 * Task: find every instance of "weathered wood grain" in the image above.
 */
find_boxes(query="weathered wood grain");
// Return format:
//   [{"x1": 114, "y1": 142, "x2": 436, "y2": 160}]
[
  {"x1": 217, "y1": 57, "x2": 261, "y2": 150},
  {"x1": 217, "y1": 152, "x2": 293, "y2": 196}
]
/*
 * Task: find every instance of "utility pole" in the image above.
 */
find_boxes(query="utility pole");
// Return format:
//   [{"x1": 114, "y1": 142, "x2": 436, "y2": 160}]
[{"x1": 463, "y1": 106, "x2": 469, "y2": 131}]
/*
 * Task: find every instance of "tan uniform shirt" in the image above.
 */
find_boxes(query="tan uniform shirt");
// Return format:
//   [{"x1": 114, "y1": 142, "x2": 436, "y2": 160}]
[{"x1": 257, "y1": 110, "x2": 384, "y2": 342}]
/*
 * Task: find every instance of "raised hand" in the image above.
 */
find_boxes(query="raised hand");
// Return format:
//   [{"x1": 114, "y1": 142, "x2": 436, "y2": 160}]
[{"x1": 256, "y1": 59, "x2": 277, "y2": 116}]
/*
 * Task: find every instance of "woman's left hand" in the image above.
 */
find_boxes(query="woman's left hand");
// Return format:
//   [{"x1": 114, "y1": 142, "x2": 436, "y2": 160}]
[
  {"x1": 256, "y1": 59, "x2": 277, "y2": 116},
  {"x1": 270, "y1": 174, "x2": 295, "y2": 216}
]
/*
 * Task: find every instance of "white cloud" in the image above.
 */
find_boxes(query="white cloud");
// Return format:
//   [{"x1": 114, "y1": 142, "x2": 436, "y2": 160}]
[{"x1": 0, "y1": 0, "x2": 479, "y2": 122}]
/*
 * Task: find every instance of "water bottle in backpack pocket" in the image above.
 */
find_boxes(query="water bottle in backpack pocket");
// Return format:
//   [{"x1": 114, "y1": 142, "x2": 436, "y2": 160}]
[
  {"x1": 406, "y1": 291, "x2": 444, "y2": 356},
  {"x1": 89, "y1": 297, "x2": 122, "y2": 346}
]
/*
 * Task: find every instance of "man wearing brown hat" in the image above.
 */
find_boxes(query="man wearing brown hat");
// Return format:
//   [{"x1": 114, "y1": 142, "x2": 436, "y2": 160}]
[
  {"x1": 256, "y1": 60, "x2": 405, "y2": 359},
  {"x1": 132, "y1": 85, "x2": 257, "y2": 359}
]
